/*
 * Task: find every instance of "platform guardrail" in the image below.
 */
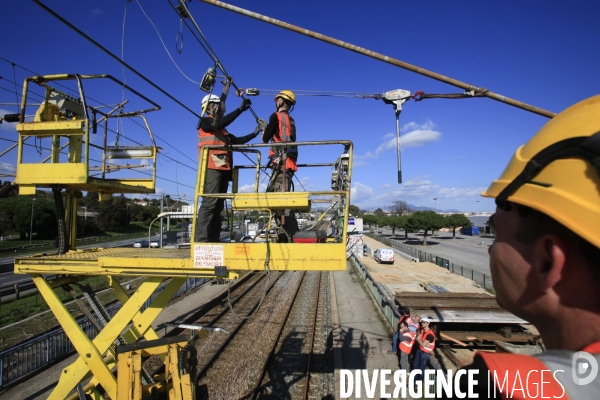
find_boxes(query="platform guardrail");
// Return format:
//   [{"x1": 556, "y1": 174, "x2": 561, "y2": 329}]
[{"x1": 0, "y1": 277, "x2": 206, "y2": 389}]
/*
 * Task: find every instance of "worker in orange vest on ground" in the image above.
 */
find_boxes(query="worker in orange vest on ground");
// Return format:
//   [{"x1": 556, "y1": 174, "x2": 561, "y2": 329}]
[
  {"x1": 389, "y1": 307, "x2": 413, "y2": 354},
  {"x1": 262, "y1": 90, "x2": 299, "y2": 242},
  {"x1": 413, "y1": 316, "x2": 435, "y2": 385},
  {"x1": 398, "y1": 321, "x2": 416, "y2": 372},
  {"x1": 444, "y1": 95, "x2": 600, "y2": 399},
  {"x1": 195, "y1": 94, "x2": 266, "y2": 242}
]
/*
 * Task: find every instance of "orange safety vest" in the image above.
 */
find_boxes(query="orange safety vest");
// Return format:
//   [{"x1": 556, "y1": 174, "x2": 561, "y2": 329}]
[
  {"x1": 268, "y1": 112, "x2": 298, "y2": 172},
  {"x1": 418, "y1": 329, "x2": 435, "y2": 353},
  {"x1": 198, "y1": 121, "x2": 232, "y2": 171},
  {"x1": 399, "y1": 331, "x2": 416, "y2": 354}
]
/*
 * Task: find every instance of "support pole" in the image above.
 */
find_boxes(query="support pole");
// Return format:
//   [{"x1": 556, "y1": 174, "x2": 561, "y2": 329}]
[
  {"x1": 395, "y1": 111, "x2": 402, "y2": 184},
  {"x1": 160, "y1": 194, "x2": 164, "y2": 248},
  {"x1": 199, "y1": 0, "x2": 556, "y2": 119}
]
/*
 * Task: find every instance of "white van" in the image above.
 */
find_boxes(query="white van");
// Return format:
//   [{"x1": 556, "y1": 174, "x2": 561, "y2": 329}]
[{"x1": 374, "y1": 248, "x2": 395, "y2": 264}]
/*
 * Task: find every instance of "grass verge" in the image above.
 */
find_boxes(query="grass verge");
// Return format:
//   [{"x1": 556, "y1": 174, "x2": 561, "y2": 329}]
[{"x1": 0, "y1": 276, "x2": 134, "y2": 351}]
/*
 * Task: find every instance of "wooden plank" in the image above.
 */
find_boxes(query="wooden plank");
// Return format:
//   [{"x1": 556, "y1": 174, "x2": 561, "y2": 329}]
[
  {"x1": 396, "y1": 299, "x2": 501, "y2": 311},
  {"x1": 395, "y1": 291, "x2": 502, "y2": 311},
  {"x1": 396, "y1": 292, "x2": 494, "y2": 299},
  {"x1": 440, "y1": 332, "x2": 468, "y2": 347}
]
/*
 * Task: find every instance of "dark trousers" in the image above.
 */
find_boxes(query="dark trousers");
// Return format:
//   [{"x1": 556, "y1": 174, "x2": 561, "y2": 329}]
[
  {"x1": 267, "y1": 169, "x2": 299, "y2": 241},
  {"x1": 391, "y1": 330, "x2": 399, "y2": 351},
  {"x1": 412, "y1": 348, "x2": 430, "y2": 383},
  {"x1": 195, "y1": 169, "x2": 229, "y2": 242},
  {"x1": 398, "y1": 350, "x2": 410, "y2": 371}
]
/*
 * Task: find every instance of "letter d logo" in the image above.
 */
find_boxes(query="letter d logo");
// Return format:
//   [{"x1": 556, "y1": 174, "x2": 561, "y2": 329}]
[{"x1": 572, "y1": 351, "x2": 599, "y2": 386}]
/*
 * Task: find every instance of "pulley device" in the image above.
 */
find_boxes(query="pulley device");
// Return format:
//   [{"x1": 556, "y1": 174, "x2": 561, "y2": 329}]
[
  {"x1": 199, "y1": 65, "x2": 217, "y2": 93},
  {"x1": 381, "y1": 89, "x2": 411, "y2": 184}
]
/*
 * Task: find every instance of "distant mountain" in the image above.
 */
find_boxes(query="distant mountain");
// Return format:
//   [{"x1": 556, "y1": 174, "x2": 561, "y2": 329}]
[
  {"x1": 406, "y1": 204, "x2": 462, "y2": 213},
  {"x1": 366, "y1": 204, "x2": 464, "y2": 213}
]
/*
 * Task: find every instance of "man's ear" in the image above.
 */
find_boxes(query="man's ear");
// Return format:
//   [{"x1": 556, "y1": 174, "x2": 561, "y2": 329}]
[{"x1": 535, "y1": 233, "x2": 567, "y2": 291}]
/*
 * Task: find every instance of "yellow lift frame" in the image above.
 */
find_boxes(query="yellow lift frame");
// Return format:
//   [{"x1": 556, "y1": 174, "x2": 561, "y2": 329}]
[{"x1": 13, "y1": 74, "x2": 353, "y2": 399}]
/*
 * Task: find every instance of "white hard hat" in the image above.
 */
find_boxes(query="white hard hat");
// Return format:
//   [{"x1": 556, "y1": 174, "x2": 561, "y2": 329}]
[{"x1": 201, "y1": 94, "x2": 221, "y2": 110}]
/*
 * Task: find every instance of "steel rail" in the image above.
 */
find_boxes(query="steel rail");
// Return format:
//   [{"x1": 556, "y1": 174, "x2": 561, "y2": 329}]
[
  {"x1": 194, "y1": 272, "x2": 285, "y2": 382},
  {"x1": 301, "y1": 272, "x2": 323, "y2": 399},
  {"x1": 248, "y1": 271, "x2": 309, "y2": 399},
  {"x1": 199, "y1": 0, "x2": 556, "y2": 119}
]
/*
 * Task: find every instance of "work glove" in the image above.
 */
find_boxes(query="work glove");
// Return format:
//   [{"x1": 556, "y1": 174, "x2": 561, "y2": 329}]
[
  {"x1": 238, "y1": 98, "x2": 252, "y2": 112},
  {"x1": 254, "y1": 118, "x2": 267, "y2": 135}
]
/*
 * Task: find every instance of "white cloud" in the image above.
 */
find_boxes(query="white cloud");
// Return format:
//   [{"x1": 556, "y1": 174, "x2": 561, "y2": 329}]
[
  {"x1": 0, "y1": 162, "x2": 16, "y2": 175},
  {"x1": 380, "y1": 183, "x2": 391, "y2": 189},
  {"x1": 350, "y1": 182, "x2": 373, "y2": 203},
  {"x1": 295, "y1": 176, "x2": 312, "y2": 190},
  {"x1": 238, "y1": 183, "x2": 267, "y2": 193},
  {"x1": 374, "y1": 177, "x2": 485, "y2": 203},
  {"x1": 357, "y1": 120, "x2": 441, "y2": 161},
  {"x1": 90, "y1": 8, "x2": 103, "y2": 16}
]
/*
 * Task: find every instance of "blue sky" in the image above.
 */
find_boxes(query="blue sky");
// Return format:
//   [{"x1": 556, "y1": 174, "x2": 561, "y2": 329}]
[{"x1": 1, "y1": 0, "x2": 599, "y2": 212}]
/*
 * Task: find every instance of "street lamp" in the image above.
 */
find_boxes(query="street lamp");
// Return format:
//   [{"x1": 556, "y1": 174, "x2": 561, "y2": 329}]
[
  {"x1": 476, "y1": 200, "x2": 480, "y2": 214},
  {"x1": 433, "y1": 198, "x2": 438, "y2": 212},
  {"x1": 29, "y1": 198, "x2": 36, "y2": 245}
]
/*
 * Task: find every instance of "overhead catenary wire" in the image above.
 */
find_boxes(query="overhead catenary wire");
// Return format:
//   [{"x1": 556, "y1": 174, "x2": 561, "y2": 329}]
[
  {"x1": 32, "y1": 0, "x2": 201, "y2": 119},
  {"x1": 240, "y1": 88, "x2": 382, "y2": 99},
  {"x1": 199, "y1": 0, "x2": 557, "y2": 119},
  {"x1": 134, "y1": 0, "x2": 200, "y2": 84},
  {"x1": 166, "y1": 0, "x2": 260, "y2": 121}
]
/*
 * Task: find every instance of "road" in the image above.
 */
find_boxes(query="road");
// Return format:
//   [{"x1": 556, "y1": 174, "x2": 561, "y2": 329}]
[
  {"x1": 373, "y1": 227, "x2": 494, "y2": 277},
  {"x1": 0, "y1": 236, "x2": 151, "y2": 288}
]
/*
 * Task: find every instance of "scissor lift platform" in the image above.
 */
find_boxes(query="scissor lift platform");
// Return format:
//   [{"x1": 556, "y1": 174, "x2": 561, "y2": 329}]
[
  {"x1": 12, "y1": 137, "x2": 353, "y2": 399},
  {"x1": 14, "y1": 242, "x2": 349, "y2": 276}
]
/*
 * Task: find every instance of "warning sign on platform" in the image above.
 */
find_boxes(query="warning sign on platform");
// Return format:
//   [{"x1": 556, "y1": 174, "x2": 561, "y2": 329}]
[{"x1": 193, "y1": 245, "x2": 224, "y2": 268}]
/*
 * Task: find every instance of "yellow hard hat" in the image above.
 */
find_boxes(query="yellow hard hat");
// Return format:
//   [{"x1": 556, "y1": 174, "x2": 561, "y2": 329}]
[
  {"x1": 482, "y1": 94, "x2": 600, "y2": 248},
  {"x1": 275, "y1": 90, "x2": 296, "y2": 105}
]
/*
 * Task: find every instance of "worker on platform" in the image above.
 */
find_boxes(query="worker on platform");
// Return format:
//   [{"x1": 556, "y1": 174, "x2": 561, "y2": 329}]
[
  {"x1": 398, "y1": 321, "x2": 416, "y2": 372},
  {"x1": 195, "y1": 94, "x2": 266, "y2": 242},
  {"x1": 412, "y1": 316, "x2": 435, "y2": 386},
  {"x1": 444, "y1": 95, "x2": 600, "y2": 399},
  {"x1": 262, "y1": 90, "x2": 300, "y2": 242}
]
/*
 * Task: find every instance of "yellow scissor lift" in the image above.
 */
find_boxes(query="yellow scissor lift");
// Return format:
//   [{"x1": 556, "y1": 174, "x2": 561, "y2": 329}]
[{"x1": 13, "y1": 75, "x2": 353, "y2": 400}]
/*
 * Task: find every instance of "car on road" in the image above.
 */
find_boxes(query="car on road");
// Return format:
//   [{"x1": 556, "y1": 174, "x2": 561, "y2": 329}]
[
  {"x1": 133, "y1": 240, "x2": 159, "y2": 248},
  {"x1": 374, "y1": 248, "x2": 394, "y2": 264},
  {"x1": 221, "y1": 224, "x2": 229, "y2": 231}
]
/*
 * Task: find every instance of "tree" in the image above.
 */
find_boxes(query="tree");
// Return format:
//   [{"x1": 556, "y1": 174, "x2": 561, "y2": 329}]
[
  {"x1": 349, "y1": 204, "x2": 361, "y2": 215},
  {"x1": 0, "y1": 196, "x2": 57, "y2": 239},
  {"x1": 390, "y1": 200, "x2": 409, "y2": 216},
  {"x1": 446, "y1": 214, "x2": 472, "y2": 239},
  {"x1": 387, "y1": 216, "x2": 405, "y2": 237},
  {"x1": 374, "y1": 208, "x2": 386, "y2": 219},
  {"x1": 362, "y1": 214, "x2": 377, "y2": 228},
  {"x1": 96, "y1": 195, "x2": 130, "y2": 232},
  {"x1": 79, "y1": 191, "x2": 99, "y2": 211},
  {"x1": 408, "y1": 211, "x2": 446, "y2": 245}
]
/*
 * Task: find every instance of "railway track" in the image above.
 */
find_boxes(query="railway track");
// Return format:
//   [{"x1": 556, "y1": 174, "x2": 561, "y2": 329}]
[
  {"x1": 190, "y1": 271, "x2": 333, "y2": 400},
  {"x1": 255, "y1": 271, "x2": 334, "y2": 399}
]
